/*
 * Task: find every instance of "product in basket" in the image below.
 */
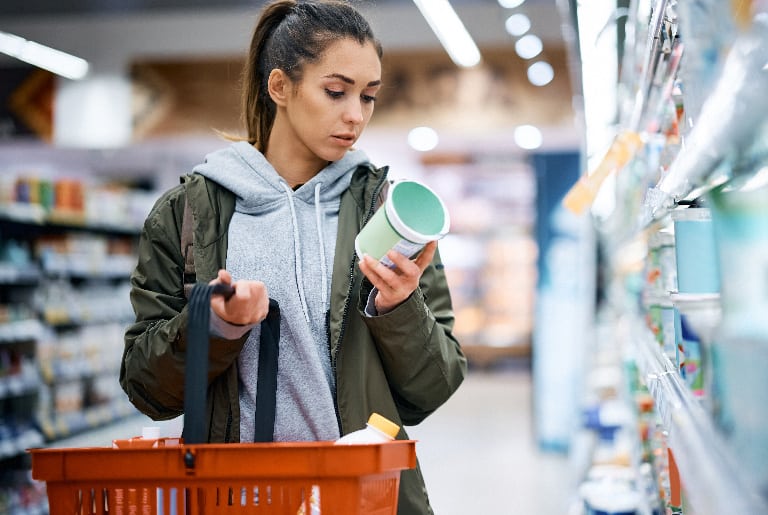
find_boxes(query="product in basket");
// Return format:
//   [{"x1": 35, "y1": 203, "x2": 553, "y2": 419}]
[
  {"x1": 335, "y1": 413, "x2": 400, "y2": 444},
  {"x1": 112, "y1": 426, "x2": 182, "y2": 449}
]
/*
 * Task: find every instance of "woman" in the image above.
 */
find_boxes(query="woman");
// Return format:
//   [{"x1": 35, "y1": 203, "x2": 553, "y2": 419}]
[{"x1": 120, "y1": 1, "x2": 466, "y2": 513}]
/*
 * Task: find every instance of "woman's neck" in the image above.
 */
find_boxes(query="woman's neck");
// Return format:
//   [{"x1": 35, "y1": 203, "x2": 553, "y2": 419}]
[{"x1": 264, "y1": 123, "x2": 327, "y2": 188}]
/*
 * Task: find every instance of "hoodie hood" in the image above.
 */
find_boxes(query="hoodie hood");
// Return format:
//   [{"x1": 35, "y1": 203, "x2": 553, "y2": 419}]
[{"x1": 192, "y1": 141, "x2": 369, "y2": 214}]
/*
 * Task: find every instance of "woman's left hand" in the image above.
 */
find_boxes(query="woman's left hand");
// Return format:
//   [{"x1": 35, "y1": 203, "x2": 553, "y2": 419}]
[{"x1": 359, "y1": 240, "x2": 437, "y2": 315}]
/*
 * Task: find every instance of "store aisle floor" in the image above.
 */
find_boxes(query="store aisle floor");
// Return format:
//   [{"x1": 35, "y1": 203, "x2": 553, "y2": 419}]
[
  {"x1": 408, "y1": 363, "x2": 573, "y2": 515},
  {"x1": 49, "y1": 363, "x2": 573, "y2": 514}
]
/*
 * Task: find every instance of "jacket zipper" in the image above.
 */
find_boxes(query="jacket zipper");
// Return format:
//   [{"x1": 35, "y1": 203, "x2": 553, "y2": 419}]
[{"x1": 330, "y1": 167, "x2": 388, "y2": 433}]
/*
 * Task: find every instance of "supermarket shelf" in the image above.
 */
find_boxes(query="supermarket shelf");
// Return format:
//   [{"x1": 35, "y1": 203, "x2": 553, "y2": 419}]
[
  {"x1": 0, "y1": 425, "x2": 44, "y2": 462},
  {"x1": 37, "y1": 398, "x2": 139, "y2": 443},
  {"x1": 38, "y1": 360, "x2": 120, "y2": 385},
  {"x1": 632, "y1": 319, "x2": 768, "y2": 515},
  {"x1": 1, "y1": 498, "x2": 47, "y2": 515},
  {"x1": 0, "y1": 320, "x2": 45, "y2": 344},
  {"x1": 0, "y1": 204, "x2": 141, "y2": 236},
  {"x1": 39, "y1": 253, "x2": 135, "y2": 280},
  {"x1": 0, "y1": 265, "x2": 41, "y2": 285},
  {"x1": 629, "y1": 0, "x2": 670, "y2": 130},
  {"x1": 462, "y1": 342, "x2": 530, "y2": 369},
  {"x1": 0, "y1": 372, "x2": 40, "y2": 401}
]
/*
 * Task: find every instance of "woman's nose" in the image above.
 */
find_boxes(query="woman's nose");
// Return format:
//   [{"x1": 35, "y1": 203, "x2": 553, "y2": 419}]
[{"x1": 343, "y1": 100, "x2": 365, "y2": 124}]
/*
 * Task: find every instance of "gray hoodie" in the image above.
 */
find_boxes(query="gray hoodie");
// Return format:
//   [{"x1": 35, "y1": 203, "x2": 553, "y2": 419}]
[{"x1": 193, "y1": 141, "x2": 369, "y2": 442}]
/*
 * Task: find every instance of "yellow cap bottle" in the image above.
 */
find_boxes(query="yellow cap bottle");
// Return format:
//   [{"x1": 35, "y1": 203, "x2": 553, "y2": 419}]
[
  {"x1": 367, "y1": 413, "x2": 400, "y2": 439},
  {"x1": 335, "y1": 413, "x2": 400, "y2": 444}
]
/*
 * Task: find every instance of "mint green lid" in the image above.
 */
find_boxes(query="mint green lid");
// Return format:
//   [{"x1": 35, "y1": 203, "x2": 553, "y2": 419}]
[{"x1": 386, "y1": 180, "x2": 450, "y2": 242}]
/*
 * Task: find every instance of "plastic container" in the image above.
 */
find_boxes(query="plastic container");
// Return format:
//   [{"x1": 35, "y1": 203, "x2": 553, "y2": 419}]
[
  {"x1": 706, "y1": 173, "x2": 768, "y2": 498},
  {"x1": 671, "y1": 207, "x2": 719, "y2": 294},
  {"x1": 30, "y1": 440, "x2": 416, "y2": 515},
  {"x1": 111, "y1": 427, "x2": 182, "y2": 450},
  {"x1": 660, "y1": 304, "x2": 678, "y2": 363},
  {"x1": 355, "y1": 179, "x2": 450, "y2": 268},
  {"x1": 676, "y1": 313, "x2": 704, "y2": 397},
  {"x1": 647, "y1": 230, "x2": 677, "y2": 295},
  {"x1": 710, "y1": 336, "x2": 768, "y2": 498},
  {"x1": 580, "y1": 480, "x2": 642, "y2": 515},
  {"x1": 708, "y1": 177, "x2": 768, "y2": 339},
  {"x1": 336, "y1": 413, "x2": 400, "y2": 445},
  {"x1": 669, "y1": 292, "x2": 721, "y2": 413}
]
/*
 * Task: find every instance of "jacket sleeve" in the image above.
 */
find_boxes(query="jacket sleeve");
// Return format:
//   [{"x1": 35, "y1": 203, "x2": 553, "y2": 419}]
[
  {"x1": 358, "y1": 249, "x2": 467, "y2": 426},
  {"x1": 120, "y1": 187, "x2": 248, "y2": 420}
]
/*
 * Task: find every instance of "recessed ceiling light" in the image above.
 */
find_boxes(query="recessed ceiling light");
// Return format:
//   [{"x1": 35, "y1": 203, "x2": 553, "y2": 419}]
[
  {"x1": 527, "y1": 61, "x2": 554, "y2": 86},
  {"x1": 514, "y1": 125, "x2": 543, "y2": 150},
  {"x1": 408, "y1": 126, "x2": 440, "y2": 152},
  {"x1": 515, "y1": 34, "x2": 543, "y2": 59},
  {"x1": 498, "y1": 0, "x2": 526, "y2": 8},
  {"x1": 505, "y1": 14, "x2": 531, "y2": 36}
]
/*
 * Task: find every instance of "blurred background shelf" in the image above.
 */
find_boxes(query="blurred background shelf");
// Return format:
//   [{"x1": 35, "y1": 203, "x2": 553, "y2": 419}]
[{"x1": 461, "y1": 342, "x2": 531, "y2": 369}]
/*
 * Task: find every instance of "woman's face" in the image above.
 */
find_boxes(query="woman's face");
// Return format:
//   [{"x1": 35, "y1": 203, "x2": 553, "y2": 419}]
[{"x1": 277, "y1": 38, "x2": 382, "y2": 164}]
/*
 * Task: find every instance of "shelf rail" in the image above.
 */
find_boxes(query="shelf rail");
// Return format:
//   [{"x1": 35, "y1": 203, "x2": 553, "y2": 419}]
[{"x1": 632, "y1": 319, "x2": 768, "y2": 515}]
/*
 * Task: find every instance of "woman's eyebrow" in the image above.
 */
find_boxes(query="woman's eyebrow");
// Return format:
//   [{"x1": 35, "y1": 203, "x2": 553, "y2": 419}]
[{"x1": 324, "y1": 73, "x2": 381, "y2": 87}]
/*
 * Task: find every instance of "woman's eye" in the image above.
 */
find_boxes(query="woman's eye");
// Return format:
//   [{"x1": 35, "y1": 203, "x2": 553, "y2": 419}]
[
  {"x1": 325, "y1": 89, "x2": 344, "y2": 99},
  {"x1": 362, "y1": 95, "x2": 377, "y2": 103}
]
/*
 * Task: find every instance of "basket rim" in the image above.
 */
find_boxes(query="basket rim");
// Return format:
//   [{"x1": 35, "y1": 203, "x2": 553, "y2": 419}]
[{"x1": 30, "y1": 440, "x2": 417, "y2": 482}]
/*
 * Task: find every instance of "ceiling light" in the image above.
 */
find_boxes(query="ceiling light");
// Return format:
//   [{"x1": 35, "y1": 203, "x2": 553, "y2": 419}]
[
  {"x1": 505, "y1": 14, "x2": 531, "y2": 36},
  {"x1": 498, "y1": 0, "x2": 526, "y2": 8},
  {"x1": 514, "y1": 125, "x2": 543, "y2": 150},
  {"x1": 0, "y1": 30, "x2": 89, "y2": 80},
  {"x1": 527, "y1": 61, "x2": 554, "y2": 86},
  {"x1": 408, "y1": 126, "x2": 440, "y2": 151},
  {"x1": 413, "y1": 0, "x2": 481, "y2": 68},
  {"x1": 515, "y1": 34, "x2": 543, "y2": 59}
]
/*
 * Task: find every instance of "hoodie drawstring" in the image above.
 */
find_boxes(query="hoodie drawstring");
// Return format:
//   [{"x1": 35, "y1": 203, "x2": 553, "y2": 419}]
[
  {"x1": 279, "y1": 182, "x2": 328, "y2": 324},
  {"x1": 314, "y1": 183, "x2": 329, "y2": 310},
  {"x1": 280, "y1": 181, "x2": 311, "y2": 324}
]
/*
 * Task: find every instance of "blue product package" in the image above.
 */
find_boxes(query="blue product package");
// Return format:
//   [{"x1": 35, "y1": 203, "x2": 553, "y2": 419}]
[
  {"x1": 677, "y1": 315, "x2": 704, "y2": 396},
  {"x1": 672, "y1": 208, "x2": 719, "y2": 294}
]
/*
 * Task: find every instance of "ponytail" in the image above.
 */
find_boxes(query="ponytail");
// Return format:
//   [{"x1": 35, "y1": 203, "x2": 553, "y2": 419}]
[{"x1": 242, "y1": 0, "x2": 295, "y2": 149}]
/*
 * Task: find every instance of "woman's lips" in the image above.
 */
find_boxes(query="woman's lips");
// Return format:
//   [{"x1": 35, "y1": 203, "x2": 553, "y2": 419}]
[{"x1": 332, "y1": 134, "x2": 356, "y2": 146}]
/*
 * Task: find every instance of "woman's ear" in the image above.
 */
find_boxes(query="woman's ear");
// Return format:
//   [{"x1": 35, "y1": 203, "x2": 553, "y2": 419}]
[{"x1": 267, "y1": 69, "x2": 289, "y2": 106}]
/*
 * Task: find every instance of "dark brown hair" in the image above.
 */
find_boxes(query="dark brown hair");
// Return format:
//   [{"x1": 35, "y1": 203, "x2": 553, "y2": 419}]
[{"x1": 241, "y1": 0, "x2": 382, "y2": 151}]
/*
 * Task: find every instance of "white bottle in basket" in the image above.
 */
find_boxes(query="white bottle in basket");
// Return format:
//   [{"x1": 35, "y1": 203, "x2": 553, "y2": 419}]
[{"x1": 335, "y1": 413, "x2": 399, "y2": 444}]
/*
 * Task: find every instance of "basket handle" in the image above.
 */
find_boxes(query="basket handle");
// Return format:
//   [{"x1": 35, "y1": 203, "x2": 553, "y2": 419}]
[
  {"x1": 183, "y1": 283, "x2": 230, "y2": 444},
  {"x1": 183, "y1": 282, "x2": 280, "y2": 445}
]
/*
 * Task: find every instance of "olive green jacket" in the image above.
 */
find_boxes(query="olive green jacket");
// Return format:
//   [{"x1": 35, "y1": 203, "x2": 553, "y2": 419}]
[{"x1": 120, "y1": 164, "x2": 467, "y2": 515}]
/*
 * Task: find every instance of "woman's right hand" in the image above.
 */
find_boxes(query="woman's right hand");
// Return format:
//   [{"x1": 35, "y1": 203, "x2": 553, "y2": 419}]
[{"x1": 209, "y1": 269, "x2": 270, "y2": 325}]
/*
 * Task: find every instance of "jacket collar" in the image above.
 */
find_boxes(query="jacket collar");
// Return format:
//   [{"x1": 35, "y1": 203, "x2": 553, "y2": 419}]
[{"x1": 347, "y1": 163, "x2": 389, "y2": 217}]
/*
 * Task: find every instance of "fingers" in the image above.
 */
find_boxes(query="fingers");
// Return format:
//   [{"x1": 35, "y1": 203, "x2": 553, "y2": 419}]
[
  {"x1": 210, "y1": 269, "x2": 232, "y2": 286},
  {"x1": 218, "y1": 269, "x2": 232, "y2": 284},
  {"x1": 359, "y1": 241, "x2": 438, "y2": 314},
  {"x1": 361, "y1": 253, "x2": 398, "y2": 286},
  {"x1": 208, "y1": 269, "x2": 269, "y2": 325},
  {"x1": 413, "y1": 241, "x2": 438, "y2": 270},
  {"x1": 360, "y1": 241, "x2": 438, "y2": 280},
  {"x1": 236, "y1": 281, "x2": 270, "y2": 322}
]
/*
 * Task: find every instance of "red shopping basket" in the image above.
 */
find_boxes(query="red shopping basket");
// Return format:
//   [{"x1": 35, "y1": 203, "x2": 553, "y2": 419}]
[
  {"x1": 29, "y1": 439, "x2": 416, "y2": 514},
  {"x1": 30, "y1": 283, "x2": 417, "y2": 514}
]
